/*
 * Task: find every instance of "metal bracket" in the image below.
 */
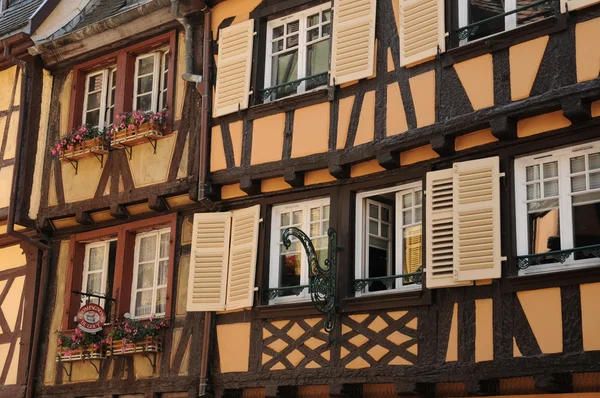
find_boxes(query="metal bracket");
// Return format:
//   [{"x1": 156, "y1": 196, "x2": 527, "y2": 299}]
[
  {"x1": 142, "y1": 351, "x2": 157, "y2": 373},
  {"x1": 67, "y1": 158, "x2": 79, "y2": 175},
  {"x1": 56, "y1": 360, "x2": 73, "y2": 382},
  {"x1": 87, "y1": 357, "x2": 101, "y2": 375},
  {"x1": 122, "y1": 144, "x2": 133, "y2": 160},
  {"x1": 146, "y1": 137, "x2": 158, "y2": 154},
  {"x1": 92, "y1": 152, "x2": 105, "y2": 168}
]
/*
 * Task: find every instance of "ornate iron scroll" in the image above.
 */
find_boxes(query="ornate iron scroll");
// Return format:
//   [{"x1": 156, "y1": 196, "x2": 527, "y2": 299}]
[
  {"x1": 517, "y1": 243, "x2": 600, "y2": 269},
  {"x1": 282, "y1": 227, "x2": 338, "y2": 342}
]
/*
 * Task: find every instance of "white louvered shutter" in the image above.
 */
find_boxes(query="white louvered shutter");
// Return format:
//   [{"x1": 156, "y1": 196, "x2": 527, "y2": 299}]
[
  {"x1": 425, "y1": 169, "x2": 472, "y2": 289},
  {"x1": 399, "y1": 0, "x2": 445, "y2": 67},
  {"x1": 213, "y1": 19, "x2": 255, "y2": 118},
  {"x1": 225, "y1": 205, "x2": 261, "y2": 310},
  {"x1": 560, "y1": 0, "x2": 600, "y2": 11},
  {"x1": 330, "y1": 0, "x2": 377, "y2": 85},
  {"x1": 187, "y1": 212, "x2": 232, "y2": 311},
  {"x1": 453, "y1": 157, "x2": 502, "y2": 281}
]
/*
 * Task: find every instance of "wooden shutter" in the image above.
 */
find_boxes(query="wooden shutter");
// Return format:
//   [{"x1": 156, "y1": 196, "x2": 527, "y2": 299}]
[
  {"x1": 425, "y1": 169, "x2": 472, "y2": 289},
  {"x1": 453, "y1": 157, "x2": 502, "y2": 281},
  {"x1": 399, "y1": 0, "x2": 445, "y2": 67},
  {"x1": 213, "y1": 19, "x2": 254, "y2": 118},
  {"x1": 225, "y1": 205, "x2": 261, "y2": 311},
  {"x1": 187, "y1": 212, "x2": 232, "y2": 312},
  {"x1": 330, "y1": 0, "x2": 377, "y2": 85},
  {"x1": 561, "y1": 0, "x2": 600, "y2": 12}
]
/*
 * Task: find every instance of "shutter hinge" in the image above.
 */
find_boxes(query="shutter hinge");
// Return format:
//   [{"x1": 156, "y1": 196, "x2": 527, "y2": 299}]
[
  {"x1": 259, "y1": 218, "x2": 263, "y2": 223},
  {"x1": 499, "y1": 172, "x2": 506, "y2": 178},
  {"x1": 253, "y1": 287, "x2": 259, "y2": 292},
  {"x1": 501, "y1": 256, "x2": 507, "y2": 262}
]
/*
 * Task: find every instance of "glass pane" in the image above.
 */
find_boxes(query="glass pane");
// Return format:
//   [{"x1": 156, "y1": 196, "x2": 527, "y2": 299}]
[
  {"x1": 155, "y1": 287, "x2": 167, "y2": 314},
  {"x1": 88, "y1": 246, "x2": 105, "y2": 271},
  {"x1": 590, "y1": 153, "x2": 600, "y2": 170},
  {"x1": 86, "y1": 273, "x2": 102, "y2": 294},
  {"x1": 370, "y1": 235, "x2": 388, "y2": 250},
  {"x1": 466, "y1": 0, "x2": 505, "y2": 41},
  {"x1": 272, "y1": 39, "x2": 284, "y2": 53},
  {"x1": 310, "y1": 207, "x2": 321, "y2": 222},
  {"x1": 369, "y1": 220, "x2": 378, "y2": 235},
  {"x1": 139, "y1": 236, "x2": 156, "y2": 262},
  {"x1": 86, "y1": 110, "x2": 100, "y2": 127},
  {"x1": 287, "y1": 20, "x2": 299, "y2": 34},
  {"x1": 402, "y1": 193, "x2": 412, "y2": 208},
  {"x1": 517, "y1": 0, "x2": 551, "y2": 26},
  {"x1": 158, "y1": 260, "x2": 168, "y2": 286},
  {"x1": 87, "y1": 92, "x2": 101, "y2": 110},
  {"x1": 526, "y1": 165, "x2": 540, "y2": 182},
  {"x1": 573, "y1": 202, "x2": 600, "y2": 260},
  {"x1": 403, "y1": 210, "x2": 412, "y2": 225},
  {"x1": 286, "y1": 35, "x2": 299, "y2": 48},
  {"x1": 415, "y1": 191, "x2": 422, "y2": 206},
  {"x1": 369, "y1": 204, "x2": 378, "y2": 218},
  {"x1": 415, "y1": 209, "x2": 422, "y2": 223},
  {"x1": 280, "y1": 213, "x2": 290, "y2": 227},
  {"x1": 160, "y1": 233, "x2": 170, "y2": 258},
  {"x1": 323, "y1": 205, "x2": 330, "y2": 219},
  {"x1": 292, "y1": 210, "x2": 302, "y2": 225},
  {"x1": 138, "y1": 75, "x2": 154, "y2": 95},
  {"x1": 271, "y1": 50, "x2": 298, "y2": 98},
  {"x1": 573, "y1": 191, "x2": 600, "y2": 206},
  {"x1": 403, "y1": 225, "x2": 422, "y2": 275},
  {"x1": 310, "y1": 222, "x2": 320, "y2": 237},
  {"x1": 138, "y1": 56, "x2": 155, "y2": 75},
  {"x1": 591, "y1": 172, "x2": 600, "y2": 190},
  {"x1": 368, "y1": 245, "x2": 389, "y2": 291},
  {"x1": 88, "y1": 74, "x2": 103, "y2": 92},
  {"x1": 307, "y1": 40, "x2": 329, "y2": 80},
  {"x1": 381, "y1": 224, "x2": 389, "y2": 238},
  {"x1": 279, "y1": 241, "x2": 301, "y2": 295},
  {"x1": 543, "y1": 161, "x2": 558, "y2": 178},
  {"x1": 381, "y1": 207, "x2": 390, "y2": 222},
  {"x1": 137, "y1": 263, "x2": 155, "y2": 289},
  {"x1": 323, "y1": 9, "x2": 331, "y2": 22},
  {"x1": 323, "y1": 220, "x2": 329, "y2": 232},
  {"x1": 307, "y1": 28, "x2": 319, "y2": 42},
  {"x1": 571, "y1": 175, "x2": 587, "y2": 193},
  {"x1": 527, "y1": 183, "x2": 541, "y2": 200},
  {"x1": 528, "y1": 208, "x2": 561, "y2": 255},
  {"x1": 308, "y1": 13, "x2": 319, "y2": 27},
  {"x1": 571, "y1": 155, "x2": 586, "y2": 173},
  {"x1": 273, "y1": 26, "x2": 284, "y2": 39},
  {"x1": 544, "y1": 180, "x2": 559, "y2": 197},
  {"x1": 322, "y1": 23, "x2": 330, "y2": 36},
  {"x1": 137, "y1": 94, "x2": 153, "y2": 111},
  {"x1": 527, "y1": 198, "x2": 559, "y2": 213},
  {"x1": 135, "y1": 290, "x2": 153, "y2": 317}
]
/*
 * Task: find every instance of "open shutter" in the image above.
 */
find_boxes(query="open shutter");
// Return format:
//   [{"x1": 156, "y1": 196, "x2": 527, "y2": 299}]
[
  {"x1": 225, "y1": 205, "x2": 261, "y2": 310},
  {"x1": 453, "y1": 157, "x2": 502, "y2": 281},
  {"x1": 330, "y1": 0, "x2": 377, "y2": 85},
  {"x1": 561, "y1": 0, "x2": 600, "y2": 11},
  {"x1": 187, "y1": 212, "x2": 232, "y2": 312},
  {"x1": 213, "y1": 19, "x2": 254, "y2": 118},
  {"x1": 399, "y1": 0, "x2": 445, "y2": 67},
  {"x1": 426, "y1": 169, "x2": 472, "y2": 289}
]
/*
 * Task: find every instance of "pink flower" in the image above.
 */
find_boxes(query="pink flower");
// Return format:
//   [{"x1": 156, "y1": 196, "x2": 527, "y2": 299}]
[{"x1": 51, "y1": 149, "x2": 56, "y2": 155}]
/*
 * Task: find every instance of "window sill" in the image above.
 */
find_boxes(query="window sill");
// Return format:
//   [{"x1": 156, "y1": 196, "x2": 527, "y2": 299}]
[
  {"x1": 502, "y1": 262, "x2": 600, "y2": 292},
  {"x1": 341, "y1": 287, "x2": 431, "y2": 313},
  {"x1": 249, "y1": 88, "x2": 329, "y2": 119},
  {"x1": 443, "y1": 15, "x2": 567, "y2": 67}
]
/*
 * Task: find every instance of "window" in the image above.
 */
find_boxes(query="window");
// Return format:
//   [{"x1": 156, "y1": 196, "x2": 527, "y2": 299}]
[
  {"x1": 515, "y1": 141, "x2": 600, "y2": 273},
  {"x1": 83, "y1": 68, "x2": 116, "y2": 129},
  {"x1": 355, "y1": 184, "x2": 422, "y2": 295},
  {"x1": 81, "y1": 240, "x2": 117, "y2": 310},
  {"x1": 131, "y1": 228, "x2": 170, "y2": 318},
  {"x1": 269, "y1": 198, "x2": 330, "y2": 303},
  {"x1": 264, "y1": 3, "x2": 331, "y2": 101},
  {"x1": 457, "y1": 0, "x2": 553, "y2": 44},
  {"x1": 133, "y1": 49, "x2": 170, "y2": 112}
]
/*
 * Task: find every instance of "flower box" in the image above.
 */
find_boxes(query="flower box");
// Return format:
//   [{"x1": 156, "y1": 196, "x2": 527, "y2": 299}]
[
  {"x1": 111, "y1": 121, "x2": 167, "y2": 149},
  {"x1": 59, "y1": 137, "x2": 109, "y2": 162},
  {"x1": 56, "y1": 344, "x2": 106, "y2": 362},
  {"x1": 108, "y1": 336, "x2": 162, "y2": 356}
]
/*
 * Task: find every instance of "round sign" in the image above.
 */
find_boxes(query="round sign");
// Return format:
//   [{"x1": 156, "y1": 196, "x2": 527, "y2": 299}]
[{"x1": 77, "y1": 303, "x2": 106, "y2": 333}]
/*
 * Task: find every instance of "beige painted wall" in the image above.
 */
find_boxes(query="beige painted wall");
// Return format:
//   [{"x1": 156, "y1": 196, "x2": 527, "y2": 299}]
[{"x1": 0, "y1": 66, "x2": 20, "y2": 209}]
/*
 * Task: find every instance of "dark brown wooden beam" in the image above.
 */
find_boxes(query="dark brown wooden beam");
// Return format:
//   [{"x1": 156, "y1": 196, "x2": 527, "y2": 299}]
[
  {"x1": 265, "y1": 385, "x2": 297, "y2": 398},
  {"x1": 109, "y1": 204, "x2": 129, "y2": 219},
  {"x1": 240, "y1": 176, "x2": 260, "y2": 196},
  {"x1": 534, "y1": 373, "x2": 573, "y2": 393},
  {"x1": 490, "y1": 117, "x2": 517, "y2": 141},
  {"x1": 377, "y1": 152, "x2": 400, "y2": 170},
  {"x1": 330, "y1": 383, "x2": 363, "y2": 397},
  {"x1": 465, "y1": 379, "x2": 499, "y2": 396},
  {"x1": 283, "y1": 168, "x2": 304, "y2": 188},
  {"x1": 395, "y1": 382, "x2": 435, "y2": 397},
  {"x1": 562, "y1": 98, "x2": 591, "y2": 124},
  {"x1": 75, "y1": 210, "x2": 94, "y2": 226},
  {"x1": 431, "y1": 135, "x2": 455, "y2": 157},
  {"x1": 148, "y1": 194, "x2": 168, "y2": 212},
  {"x1": 328, "y1": 163, "x2": 349, "y2": 179}
]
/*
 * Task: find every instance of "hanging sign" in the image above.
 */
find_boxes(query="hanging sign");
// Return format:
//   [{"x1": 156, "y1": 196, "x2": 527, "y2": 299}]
[{"x1": 77, "y1": 303, "x2": 106, "y2": 333}]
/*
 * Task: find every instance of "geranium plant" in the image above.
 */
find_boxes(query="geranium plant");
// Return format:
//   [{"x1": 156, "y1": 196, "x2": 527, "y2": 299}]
[
  {"x1": 110, "y1": 109, "x2": 168, "y2": 134},
  {"x1": 49, "y1": 124, "x2": 107, "y2": 157},
  {"x1": 107, "y1": 316, "x2": 168, "y2": 346},
  {"x1": 56, "y1": 328, "x2": 106, "y2": 358}
]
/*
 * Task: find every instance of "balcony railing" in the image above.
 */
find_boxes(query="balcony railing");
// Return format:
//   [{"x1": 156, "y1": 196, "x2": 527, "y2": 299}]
[
  {"x1": 517, "y1": 244, "x2": 600, "y2": 270},
  {"x1": 455, "y1": 0, "x2": 559, "y2": 41},
  {"x1": 259, "y1": 72, "x2": 328, "y2": 102},
  {"x1": 353, "y1": 272, "x2": 422, "y2": 292},
  {"x1": 266, "y1": 284, "x2": 310, "y2": 300}
]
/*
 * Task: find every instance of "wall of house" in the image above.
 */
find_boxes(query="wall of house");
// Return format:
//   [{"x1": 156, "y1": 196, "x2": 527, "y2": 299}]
[{"x1": 0, "y1": 66, "x2": 21, "y2": 213}]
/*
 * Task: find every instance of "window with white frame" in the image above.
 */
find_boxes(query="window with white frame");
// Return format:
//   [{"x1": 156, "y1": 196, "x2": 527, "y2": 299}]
[
  {"x1": 355, "y1": 183, "x2": 423, "y2": 295},
  {"x1": 515, "y1": 140, "x2": 600, "y2": 273},
  {"x1": 83, "y1": 67, "x2": 117, "y2": 129},
  {"x1": 269, "y1": 198, "x2": 330, "y2": 303},
  {"x1": 131, "y1": 228, "x2": 170, "y2": 318},
  {"x1": 82, "y1": 239, "x2": 117, "y2": 309},
  {"x1": 457, "y1": 0, "x2": 551, "y2": 44},
  {"x1": 133, "y1": 49, "x2": 170, "y2": 112},
  {"x1": 264, "y1": 3, "x2": 331, "y2": 101}
]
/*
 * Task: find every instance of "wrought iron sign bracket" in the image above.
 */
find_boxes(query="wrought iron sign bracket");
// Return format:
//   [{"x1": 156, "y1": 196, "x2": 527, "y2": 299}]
[
  {"x1": 282, "y1": 227, "x2": 340, "y2": 344},
  {"x1": 143, "y1": 350, "x2": 158, "y2": 373}
]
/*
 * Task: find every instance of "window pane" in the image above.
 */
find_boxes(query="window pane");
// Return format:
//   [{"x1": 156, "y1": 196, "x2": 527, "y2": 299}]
[
  {"x1": 369, "y1": 204, "x2": 378, "y2": 219},
  {"x1": 590, "y1": 152, "x2": 600, "y2": 170},
  {"x1": 573, "y1": 191, "x2": 600, "y2": 206},
  {"x1": 310, "y1": 222, "x2": 320, "y2": 237},
  {"x1": 88, "y1": 74, "x2": 103, "y2": 92},
  {"x1": 543, "y1": 161, "x2": 558, "y2": 178},
  {"x1": 415, "y1": 191, "x2": 422, "y2": 206},
  {"x1": 381, "y1": 207, "x2": 390, "y2": 222},
  {"x1": 307, "y1": 27, "x2": 320, "y2": 42},
  {"x1": 402, "y1": 193, "x2": 412, "y2": 208},
  {"x1": 544, "y1": 180, "x2": 559, "y2": 197},
  {"x1": 310, "y1": 207, "x2": 321, "y2": 222},
  {"x1": 87, "y1": 92, "x2": 101, "y2": 110},
  {"x1": 403, "y1": 210, "x2": 412, "y2": 225},
  {"x1": 138, "y1": 56, "x2": 155, "y2": 75},
  {"x1": 369, "y1": 220, "x2": 378, "y2": 235},
  {"x1": 591, "y1": 172, "x2": 600, "y2": 190},
  {"x1": 280, "y1": 213, "x2": 290, "y2": 226},
  {"x1": 403, "y1": 225, "x2": 422, "y2": 280},
  {"x1": 287, "y1": 20, "x2": 299, "y2": 34},
  {"x1": 138, "y1": 75, "x2": 154, "y2": 95},
  {"x1": 307, "y1": 13, "x2": 319, "y2": 27},
  {"x1": 571, "y1": 175, "x2": 587, "y2": 193},
  {"x1": 158, "y1": 260, "x2": 168, "y2": 286},
  {"x1": 137, "y1": 94, "x2": 153, "y2": 111},
  {"x1": 88, "y1": 247, "x2": 104, "y2": 271},
  {"x1": 273, "y1": 39, "x2": 284, "y2": 53},
  {"x1": 271, "y1": 50, "x2": 298, "y2": 98},
  {"x1": 528, "y1": 208, "x2": 561, "y2": 255},
  {"x1": 279, "y1": 241, "x2": 302, "y2": 295},
  {"x1": 137, "y1": 263, "x2": 155, "y2": 289},
  {"x1": 160, "y1": 233, "x2": 170, "y2": 258},
  {"x1": 527, "y1": 183, "x2": 541, "y2": 200},
  {"x1": 526, "y1": 165, "x2": 540, "y2": 181},
  {"x1": 273, "y1": 26, "x2": 284, "y2": 39},
  {"x1": 381, "y1": 223, "x2": 390, "y2": 238},
  {"x1": 415, "y1": 209, "x2": 422, "y2": 223},
  {"x1": 323, "y1": 205, "x2": 330, "y2": 219},
  {"x1": 86, "y1": 273, "x2": 102, "y2": 294},
  {"x1": 139, "y1": 236, "x2": 156, "y2": 262},
  {"x1": 571, "y1": 156, "x2": 586, "y2": 173},
  {"x1": 323, "y1": 9, "x2": 331, "y2": 22},
  {"x1": 135, "y1": 290, "x2": 153, "y2": 317},
  {"x1": 573, "y1": 201, "x2": 600, "y2": 260},
  {"x1": 306, "y1": 40, "x2": 329, "y2": 83},
  {"x1": 86, "y1": 110, "x2": 100, "y2": 127},
  {"x1": 527, "y1": 198, "x2": 559, "y2": 213},
  {"x1": 292, "y1": 210, "x2": 302, "y2": 225},
  {"x1": 286, "y1": 35, "x2": 299, "y2": 48},
  {"x1": 517, "y1": 0, "x2": 550, "y2": 26},
  {"x1": 466, "y1": 0, "x2": 505, "y2": 41},
  {"x1": 368, "y1": 245, "x2": 389, "y2": 291},
  {"x1": 155, "y1": 287, "x2": 167, "y2": 314}
]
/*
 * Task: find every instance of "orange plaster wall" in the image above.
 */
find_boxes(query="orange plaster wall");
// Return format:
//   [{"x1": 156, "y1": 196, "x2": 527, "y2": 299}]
[
  {"x1": 211, "y1": 0, "x2": 261, "y2": 40},
  {"x1": 354, "y1": 91, "x2": 375, "y2": 146},
  {"x1": 216, "y1": 323, "x2": 251, "y2": 373},
  {"x1": 409, "y1": 71, "x2": 436, "y2": 127},
  {"x1": 261, "y1": 177, "x2": 291, "y2": 193},
  {"x1": 305, "y1": 169, "x2": 336, "y2": 185},
  {"x1": 454, "y1": 54, "x2": 494, "y2": 110},
  {"x1": 576, "y1": 17, "x2": 600, "y2": 82},
  {"x1": 517, "y1": 288, "x2": 563, "y2": 354},
  {"x1": 211, "y1": 125, "x2": 227, "y2": 171},
  {"x1": 510, "y1": 36, "x2": 549, "y2": 101},
  {"x1": 592, "y1": 100, "x2": 600, "y2": 117},
  {"x1": 387, "y1": 82, "x2": 408, "y2": 136},
  {"x1": 446, "y1": 303, "x2": 458, "y2": 362},
  {"x1": 475, "y1": 299, "x2": 494, "y2": 363},
  {"x1": 291, "y1": 103, "x2": 330, "y2": 158},
  {"x1": 251, "y1": 113, "x2": 285, "y2": 165},
  {"x1": 517, "y1": 111, "x2": 571, "y2": 138},
  {"x1": 221, "y1": 183, "x2": 247, "y2": 200},
  {"x1": 580, "y1": 282, "x2": 600, "y2": 351},
  {"x1": 400, "y1": 145, "x2": 439, "y2": 166},
  {"x1": 455, "y1": 128, "x2": 498, "y2": 151},
  {"x1": 230, "y1": 121, "x2": 244, "y2": 167},
  {"x1": 337, "y1": 96, "x2": 354, "y2": 149},
  {"x1": 350, "y1": 160, "x2": 385, "y2": 178}
]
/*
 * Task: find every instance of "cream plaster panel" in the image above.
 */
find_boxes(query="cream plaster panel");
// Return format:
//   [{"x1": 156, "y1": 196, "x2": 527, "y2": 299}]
[
  {"x1": 177, "y1": 255, "x2": 190, "y2": 317},
  {"x1": 580, "y1": 282, "x2": 600, "y2": 351},
  {"x1": 517, "y1": 288, "x2": 563, "y2": 354},
  {"x1": 0, "y1": 165, "x2": 13, "y2": 208},
  {"x1": 251, "y1": 113, "x2": 285, "y2": 165},
  {"x1": 0, "y1": 66, "x2": 18, "y2": 110},
  {"x1": 177, "y1": 132, "x2": 189, "y2": 179},
  {"x1": 400, "y1": 145, "x2": 438, "y2": 166},
  {"x1": 61, "y1": 156, "x2": 103, "y2": 203},
  {"x1": 292, "y1": 103, "x2": 329, "y2": 158},
  {"x1": 211, "y1": 125, "x2": 227, "y2": 171},
  {"x1": 350, "y1": 160, "x2": 385, "y2": 178},
  {"x1": 127, "y1": 133, "x2": 176, "y2": 187},
  {"x1": 217, "y1": 323, "x2": 252, "y2": 373},
  {"x1": 510, "y1": 36, "x2": 549, "y2": 101},
  {"x1": 475, "y1": 299, "x2": 493, "y2": 362},
  {"x1": 455, "y1": 128, "x2": 498, "y2": 151},
  {"x1": 29, "y1": 69, "x2": 53, "y2": 219},
  {"x1": 304, "y1": 169, "x2": 336, "y2": 185},
  {"x1": 0, "y1": 245, "x2": 26, "y2": 271},
  {"x1": 336, "y1": 96, "x2": 354, "y2": 150},
  {"x1": 44, "y1": 241, "x2": 70, "y2": 385},
  {"x1": 59, "y1": 72, "x2": 73, "y2": 137},
  {"x1": 354, "y1": 91, "x2": 375, "y2": 146},
  {"x1": 48, "y1": 163, "x2": 58, "y2": 206},
  {"x1": 31, "y1": 0, "x2": 92, "y2": 41},
  {"x1": 517, "y1": 111, "x2": 571, "y2": 138},
  {"x1": 261, "y1": 177, "x2": 291, "y2": 193},
  {"x1": 175, "y1": 31, "x2": 186, "y2": 121},
  {"x1": 409, "y1": 71, "x2": 436, "y2": 127},
  {"x1": 2, "y1": 276, "x2": 24, "y2": 332},
  {"x1": 211, "y1": 0, "x2": 262, "y2": 40},
  {"x1": 2, "y1": 112, "x2": 19, "y2": 159},
  {"x1": 386, "y1": 82, "x2": 408, "y2": 136},
  {"x1": 576, "y1": 17, "x2": 600, "y2": 82},
  {"x1": 0, "y1": 339, "x2": 19, "y2": 385},
  {"x1": 446, "y1": 303, "x2": 458, "y2": 362},
  {"x1": 454, "y1": 54, "x2": 494, "y2": 110}
]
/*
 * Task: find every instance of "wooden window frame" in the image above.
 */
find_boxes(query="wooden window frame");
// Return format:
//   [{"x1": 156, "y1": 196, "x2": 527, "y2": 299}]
[
  {"x1": 62, "y1": 214, "x2": 177, "y2": 332},
  {"x1": 68, "y1": 31, "x2": 177, "y2": 133}
]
